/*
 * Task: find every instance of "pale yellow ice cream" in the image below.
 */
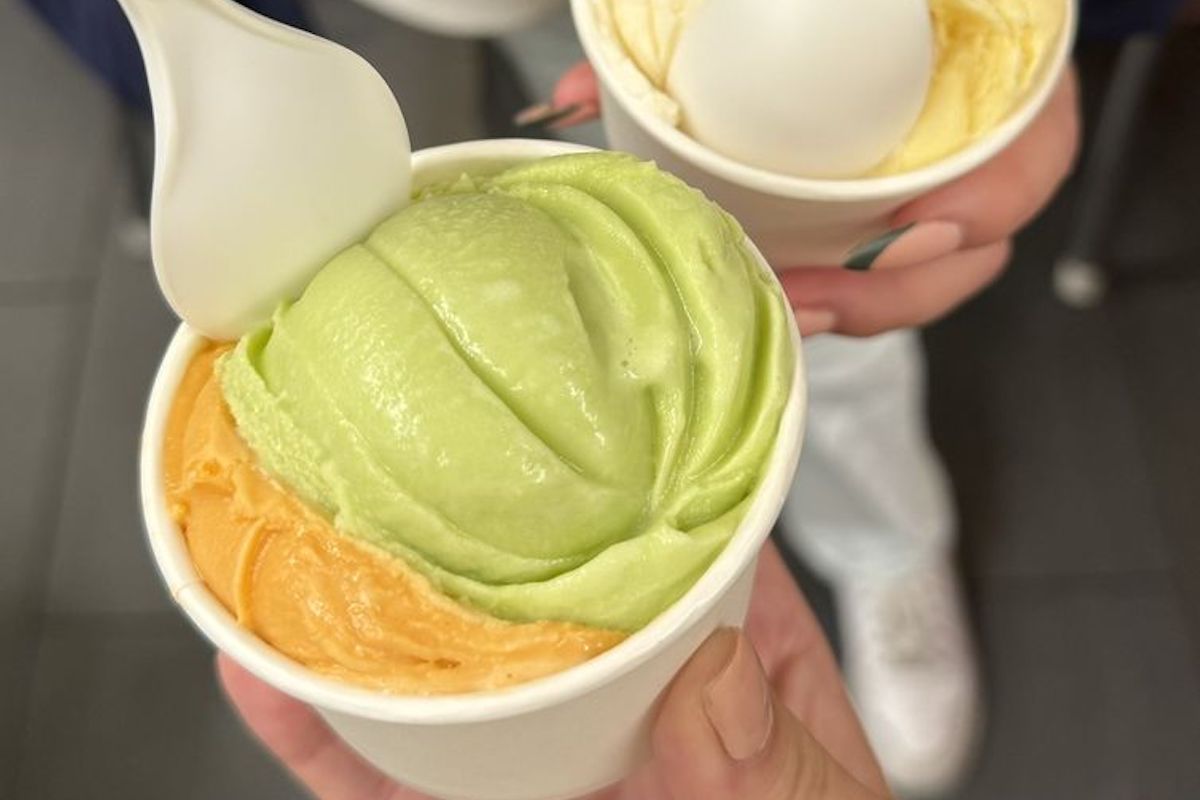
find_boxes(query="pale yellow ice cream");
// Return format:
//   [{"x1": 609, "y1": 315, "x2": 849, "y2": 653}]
[
  {"x1": 604, "y1": 0, "x2": 699, "y2": 89},
  {"x1": 872, "y1": 0, "x2": 1067, "y2": 174},
  {"x1": 594, "y1": 0, "x2": 1066, "y2": 176}
]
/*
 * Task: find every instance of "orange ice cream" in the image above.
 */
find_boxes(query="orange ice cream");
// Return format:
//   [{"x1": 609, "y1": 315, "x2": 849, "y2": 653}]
[{"x1": 164, "y1": 344, "x2": 624, "y2": 695}]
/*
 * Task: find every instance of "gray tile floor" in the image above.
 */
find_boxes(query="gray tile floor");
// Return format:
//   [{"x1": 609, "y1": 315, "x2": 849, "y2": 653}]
[{"x1": 2, "y1": 2, "x2": 1198, "y2": 798}]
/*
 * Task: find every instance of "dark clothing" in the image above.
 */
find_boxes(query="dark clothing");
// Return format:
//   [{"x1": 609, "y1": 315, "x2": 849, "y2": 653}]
[
  {"x1": 1082, "y1": 0, "x2": 1184, "y2": 39},
  {"x1": 24, "y1": 0, "x2": 1189, "y2": 112},
  {"x1": 23, "y1": 0, "x2": 310, "y2": 110}
]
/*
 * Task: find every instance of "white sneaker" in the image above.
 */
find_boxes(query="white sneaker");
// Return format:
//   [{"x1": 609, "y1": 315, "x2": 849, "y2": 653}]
[{"x1": 835, "y1": 556, "x2": 983, "y2": 798}]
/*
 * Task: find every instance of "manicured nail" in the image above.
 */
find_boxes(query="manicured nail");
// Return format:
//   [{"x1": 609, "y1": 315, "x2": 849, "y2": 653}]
[
  {"x1": 547, "y1": 100, "x2": 601, "y2": 129},
  {"x1": 514, "y1": 100, "x2": 601, "y2": 129},
  {"x1": 844, "y1": 221, "x2": 965, "y2": 271},
  {"x1": 793, "y1": 309, "x2": 837, "y2": 336},
  {"x1": 513, "y1": 102, "x2": 581, "y2": 128},
  {"x1": 703, "y1": 632, "x2": 774, "y2": 761}
]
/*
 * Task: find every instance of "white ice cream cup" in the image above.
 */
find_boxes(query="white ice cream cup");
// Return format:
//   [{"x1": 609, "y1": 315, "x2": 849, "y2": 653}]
[
  {"x1": 350, "y1": 0, "x2": 564, "y2": 37},
  {"x1": 571, "y1": 0, "x2": 1078, "y2": 267},
  {"x1": 139, "y1": 139, "x2": 807, "y2": 800}
]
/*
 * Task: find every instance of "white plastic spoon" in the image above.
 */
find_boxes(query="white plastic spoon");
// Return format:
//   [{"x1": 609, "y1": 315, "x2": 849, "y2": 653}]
[
  {"x1": 666, "y1": 0, "x2": 934, "y2": 179},
  {"x1": 116, "y1": 0, "x2": 412, "y2": 339}
]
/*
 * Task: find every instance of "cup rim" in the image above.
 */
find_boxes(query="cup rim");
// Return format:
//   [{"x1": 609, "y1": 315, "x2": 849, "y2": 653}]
[
  {"x1": 139, "y1": 138, "x2": 808, "y2": 724},
  {"x1": 352, "y1": 0, "x2": 564, "y2": 38},
  {"x1": 570, "y1": 0, "x2": 1078, "y2": 202}
]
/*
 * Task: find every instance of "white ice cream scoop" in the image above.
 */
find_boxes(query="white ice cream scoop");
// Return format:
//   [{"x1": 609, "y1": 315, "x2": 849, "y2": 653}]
[
  {"x1": 115, "y1": 0, "x2": 412, "y2": 339},
  {"x1": 666, "y1": 0, "x2": 934, "y2": 178}
]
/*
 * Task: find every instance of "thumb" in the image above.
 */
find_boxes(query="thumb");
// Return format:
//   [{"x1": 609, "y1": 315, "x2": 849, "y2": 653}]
[{"x1": 652, "y1": 629, "x2": 889, "y2": 800}]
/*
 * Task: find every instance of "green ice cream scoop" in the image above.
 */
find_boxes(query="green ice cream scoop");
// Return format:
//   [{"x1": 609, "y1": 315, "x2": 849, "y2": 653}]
[{"x1": 218, "y1": 152, "x2": 794, "y2": 631}]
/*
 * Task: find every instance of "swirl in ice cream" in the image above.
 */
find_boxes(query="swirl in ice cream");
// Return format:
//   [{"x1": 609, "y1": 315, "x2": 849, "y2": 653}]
[
  {"x1": 166, "y1": 345, "x2": 625, "y2": 694},
  {"x1": 181, "y1": 150, "x2": 792, "y2": 690}
]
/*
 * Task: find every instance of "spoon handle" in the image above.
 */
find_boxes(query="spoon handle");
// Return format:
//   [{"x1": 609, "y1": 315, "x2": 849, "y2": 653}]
[
  {"x1": 114, "y1": 0, "x2": 257, "y2": 107},
  {"x1": 114, "y1": 0, "x2": 320, "y2": 68},
  {"x1": 112, "y1": 0, "x2": 413, "y2": 338}
]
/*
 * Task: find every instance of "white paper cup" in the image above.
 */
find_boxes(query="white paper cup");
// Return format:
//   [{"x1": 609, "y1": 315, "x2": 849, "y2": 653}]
[
  {"x1": 571, "y1": 0, "x2": 1077, "y2": 267},
  {"x1": 140, "y1": 139, "x2": 806, "y2": 800},
  {"x1": 351, "y1": 0, "x2": 565, "y2": 38}
]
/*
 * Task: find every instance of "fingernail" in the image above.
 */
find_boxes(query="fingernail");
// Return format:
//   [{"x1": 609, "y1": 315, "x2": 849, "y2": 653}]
[
  {"x1": 547, "y1": 100, "x2": 601, "y2": 129},
  {"x1": 844, "y1": 221, "x2": 964, "y2": 271},
  {"x1": 513, "y1": 102, "x2": 581, "y2": 128},
  {"x1": 703, "y1": 632, "x2": 774, "y2": 761},
  {"x1": 793, "y1": 308, "x2": 837, "y2": 336},
  {"x1": 514, "y1": 101, "x2": 600, "y2": 129}
]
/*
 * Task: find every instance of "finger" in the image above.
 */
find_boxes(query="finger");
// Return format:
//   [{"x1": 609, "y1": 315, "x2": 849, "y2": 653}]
[
  {"x1": 217, "y1": 655, "x2": 422, "y2": 800},
  {"x1": 532, "y1": 60, "x2": 601, "y2": 129},
  {"x1": 551, "y1": 60, "x2": 600, "y2": 119},
  {"x1": 782, "y1": 239, "x2": 1012, "y2": 337},
  {"x1": 552, "y1": 59, "x2": 600, "y2": 108},
  {"x1": 514, "y1": 60, "x2": 601, "y2": 130},
  {"x1": 894, "y1": 69, "x2": 1081, "y2": 249},
  {"x1": 842, "y1": 69, "x2": 1078, "y2": 272},
  {"x1": 747, "y1": 544, "x2": 887, "y2": 794},
  {"x1": 794, "y1": 309, "x2": 839, "y2": 337},
  {"x1": 652, "y1": 629, "x2": 888, "y2": 800}
]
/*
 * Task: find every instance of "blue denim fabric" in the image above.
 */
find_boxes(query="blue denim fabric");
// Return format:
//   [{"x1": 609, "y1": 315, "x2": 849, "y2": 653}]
[{"x1": 23, "y1": 0, "x2": 310, "y2": 110}]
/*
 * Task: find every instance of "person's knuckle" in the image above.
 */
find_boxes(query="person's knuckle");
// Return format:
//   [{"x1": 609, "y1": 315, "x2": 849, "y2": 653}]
[
  {"x1": 858, "y1": 318, "x2": 893, "y2": 338},
  {"x1": 983, "y1": 115, "x2": 1077, "y2": 239},
  {"x1": 1005, "y1": 155, "x2": 1053, "y2": 229},
  {"x1": 979, "y1": 240, "x2": 1015, "y2": 287},
  {"x1": 993, "y1": 238, "x2": 1015, "y2": 267},
  {"x1": 1061, "y1": 109, "x2": 1083, "y2": 174},
  {"x1": 910, "y1": 242, "x2": 1011, "y2": 327},
  {"x1": 1057, "y1": 72, "x2": 1084, "y2": 171},
  {"x1": 835, "y1": 308, "x2": 890, "y2": 338}
]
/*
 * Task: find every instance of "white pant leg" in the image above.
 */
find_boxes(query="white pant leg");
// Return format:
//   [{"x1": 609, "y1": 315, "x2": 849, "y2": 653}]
[{"x1": 780, "y1": 330, "x2": 955, "y2": 581}]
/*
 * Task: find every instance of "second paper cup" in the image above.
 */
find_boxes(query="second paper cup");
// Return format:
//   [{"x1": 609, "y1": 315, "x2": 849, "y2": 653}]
[{"x1": 571, "y1": 0, "x2": 1077, "y2": 267}]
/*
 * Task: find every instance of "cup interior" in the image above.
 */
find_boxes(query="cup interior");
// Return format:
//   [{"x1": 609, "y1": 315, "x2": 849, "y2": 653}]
[
  {"x1": 139, "y1": 138, "x2": 808, "y2": 724},
  {"x1": 570, "y1": 0, "x2": 1078, "y2": 201}
]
